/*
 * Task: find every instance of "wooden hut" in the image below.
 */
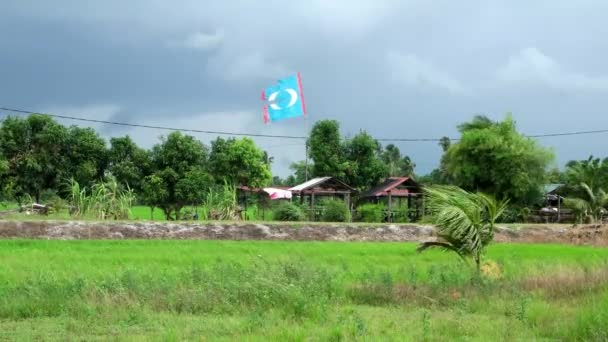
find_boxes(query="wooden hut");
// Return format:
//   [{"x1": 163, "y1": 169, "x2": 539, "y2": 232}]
[
  {"x1": 288, "y1": 177, "x2": 355, "y2": 219},
  {"x1": 359, "y1": 177, "x2": 423, "y2": 220}
]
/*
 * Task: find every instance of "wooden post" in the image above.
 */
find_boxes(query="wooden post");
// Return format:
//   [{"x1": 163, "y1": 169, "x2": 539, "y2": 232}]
[
  {"x1": 345, "y1": 192, "x2": 351, "y2": 222},
  {"x1": 557, "y1": 196, "x2": 561, "y2": 222},
  {"x1": 311, "y1": 192, "x2": 315, "y2": 221},
  {"x1": 388, "y1": 191, "x2": 393, "y2": 223}
]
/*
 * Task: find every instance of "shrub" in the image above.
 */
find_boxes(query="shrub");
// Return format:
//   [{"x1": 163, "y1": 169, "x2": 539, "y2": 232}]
[
  {"x1": 273, "y1": 202, "x2": 304, "y2": 221},
  {"x1": 322, "y1": 199, "x2": 350, "y2": 222},
  {"x1": 356, "y1": 203, "x2": 385, "y2": 223},
  {"x1": 393, "y1": 205, "x2": 410, "y2": 223}
]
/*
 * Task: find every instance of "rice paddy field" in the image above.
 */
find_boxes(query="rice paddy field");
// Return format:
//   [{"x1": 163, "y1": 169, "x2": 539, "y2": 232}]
[{"x1": 0, "y1": 240, "x2": 607, "y2": 341}]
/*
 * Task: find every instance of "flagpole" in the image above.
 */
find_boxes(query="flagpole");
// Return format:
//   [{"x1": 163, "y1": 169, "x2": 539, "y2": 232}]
[
  {"x1": 298, "y1": 71, "x2": 310, "y2": 182},
  {"x1": 305, "y1": 116, "x2": 310, "y2": 181}
]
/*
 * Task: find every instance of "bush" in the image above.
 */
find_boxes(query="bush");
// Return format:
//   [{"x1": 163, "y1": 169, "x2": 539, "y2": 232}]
[
  {"x1": 498, "y1": 206, "x2": 532, "y2": 223},
  {"x1": 356, "y1": 203, "x2": 385, "y2": 223},
  {"x1": 321, "y1": 199, "x2": 350, "y2": 222},
  {"x1": 393, "y1": 205, "x2": 410, "y2": 223},
  {"x1": 273, "y1": 202, "x2": 304, "y2": 221}
]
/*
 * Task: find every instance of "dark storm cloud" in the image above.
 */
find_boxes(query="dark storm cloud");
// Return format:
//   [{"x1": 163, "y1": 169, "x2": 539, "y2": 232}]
[{"x1": 2, "y1": 0, "x2": 608, "y2": 176}]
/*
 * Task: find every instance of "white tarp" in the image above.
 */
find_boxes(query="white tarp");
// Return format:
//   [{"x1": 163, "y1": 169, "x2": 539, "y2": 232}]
[{"x1": 263, "y1": 188, "x2": 292, "y2": 200}]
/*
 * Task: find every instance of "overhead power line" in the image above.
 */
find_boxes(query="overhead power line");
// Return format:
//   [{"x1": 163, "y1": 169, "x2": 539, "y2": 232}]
[
  {"x1": 0, "y1": 107, "x2": 306, "y2": 140},
  {"x1": 2, "y1": 106, "x2": 608, "y2": 142}
]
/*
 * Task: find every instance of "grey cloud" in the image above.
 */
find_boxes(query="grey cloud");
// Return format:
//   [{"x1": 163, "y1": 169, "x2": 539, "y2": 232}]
[
  {"x1": 497, "y1": 48, "x2": 608, "y2": 92},
  {"x1": 168, "y1": 30, "x2": 225, "y2": 51},
  {"x1": 386, "y1": 51, "x2": 470, "y2": 95},
  {"x1": 3, "y1": 1, "x2": 608, "y2": 177}
]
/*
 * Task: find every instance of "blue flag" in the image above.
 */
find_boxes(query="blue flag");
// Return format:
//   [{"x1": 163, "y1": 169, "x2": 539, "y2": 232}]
[{"x1": 262, "y1": 73, "x2": 306, "y2": 123}]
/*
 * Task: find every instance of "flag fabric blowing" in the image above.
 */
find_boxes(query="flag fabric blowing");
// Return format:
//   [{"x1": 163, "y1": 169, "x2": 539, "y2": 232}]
[{"x1": 261, "y1": 72, "x2": 306, "y2": 123}]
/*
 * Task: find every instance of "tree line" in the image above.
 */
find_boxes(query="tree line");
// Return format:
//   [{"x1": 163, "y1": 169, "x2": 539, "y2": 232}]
[{"x1": 0, "y1": 113, "x2": 606, "y2": 221}]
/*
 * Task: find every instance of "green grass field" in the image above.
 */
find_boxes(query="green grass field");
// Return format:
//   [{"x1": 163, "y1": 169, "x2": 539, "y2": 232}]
[{"x1": 1, "y1": 240, "x2": 607, "y2": 341}]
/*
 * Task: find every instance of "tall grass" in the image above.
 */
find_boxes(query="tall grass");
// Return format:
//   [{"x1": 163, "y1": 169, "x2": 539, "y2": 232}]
[
  {"x1": 2, "y1": 241, "x2": 608, "y2": 340},
  {"x1": 199, "y1": 182, "x2": 239, "y2": 220},
  {"x1": 67, "y1": 177, "x2": 135, "y2": 220}
]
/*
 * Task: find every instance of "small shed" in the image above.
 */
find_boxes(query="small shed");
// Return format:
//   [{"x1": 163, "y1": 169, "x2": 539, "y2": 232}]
[
  {"x1": 288, "y1": 177, "x2": 355, "y2": 209},
  {"x1": 360, "y1": 177, "x2": 423, "y2": 219},
  {"x1": 542, "y1": 183, "x2": 566, "y2": 222}
]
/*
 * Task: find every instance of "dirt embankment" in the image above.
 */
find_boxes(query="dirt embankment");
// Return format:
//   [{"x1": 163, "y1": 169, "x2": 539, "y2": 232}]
[{"x1": 0, "y1": 220, "x2": 607, "y2": 245}]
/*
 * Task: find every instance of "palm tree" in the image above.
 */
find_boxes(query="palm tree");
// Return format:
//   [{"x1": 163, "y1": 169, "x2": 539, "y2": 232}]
[
  {"x1": 417, "y1": 185, "x2": 508, "y2": 273},
  {"x1": 564, "y1": 156, "x2": 608, "y2": 223},
  {"x1": 564, "y1": 183, "x2": 608, "y2": 223}
]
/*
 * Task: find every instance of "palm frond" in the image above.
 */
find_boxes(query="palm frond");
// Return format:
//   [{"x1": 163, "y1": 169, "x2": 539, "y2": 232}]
[{"x1": 416, "y1": 240, "x2": 468, "y2": 263}]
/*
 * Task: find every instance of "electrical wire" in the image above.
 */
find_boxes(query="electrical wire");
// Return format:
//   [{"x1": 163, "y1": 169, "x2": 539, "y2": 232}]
[{"x1": 2, "y1": 106, "x2": 608, "y2": 142}]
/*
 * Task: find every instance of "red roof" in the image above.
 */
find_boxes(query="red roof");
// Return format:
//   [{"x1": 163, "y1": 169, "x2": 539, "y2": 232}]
[
  {"x1": 237, "y1": 185, "x2": 291, "y2": 193},
  {"x1": 360, "y1": 177, "x2": 421, "y2": 198}
]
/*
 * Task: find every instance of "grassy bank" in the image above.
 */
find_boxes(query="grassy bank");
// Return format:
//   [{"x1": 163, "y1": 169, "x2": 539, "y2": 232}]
[{"x1": 1, "y1": 241, "x2": 607, "y2": 340}]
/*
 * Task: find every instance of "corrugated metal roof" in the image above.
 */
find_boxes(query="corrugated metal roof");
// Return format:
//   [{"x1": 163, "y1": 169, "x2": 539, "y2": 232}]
[
  {"x1": 288, "y1": 177, "x2": 332, "y2": 191},
  {"x1": 360, "y1": 177, "x2": 420, "y2": 198},
  {"x1": 544, "y1": 183, "x2": 564, "y2": 194}
]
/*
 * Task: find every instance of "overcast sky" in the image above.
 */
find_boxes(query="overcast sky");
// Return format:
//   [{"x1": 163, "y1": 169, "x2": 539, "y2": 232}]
[{"x1": 2, "y1": 1, "x2": 608, "y2": 176}]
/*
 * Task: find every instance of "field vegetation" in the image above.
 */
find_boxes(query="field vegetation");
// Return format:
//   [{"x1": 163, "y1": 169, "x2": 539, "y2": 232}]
[{"x1": 0, "y1": 240, "x2": 607, "y2": 340}]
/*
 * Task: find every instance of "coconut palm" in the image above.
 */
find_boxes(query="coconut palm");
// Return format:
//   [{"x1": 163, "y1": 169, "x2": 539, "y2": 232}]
[
  {"x1": 564, "y1": 183, "x2": 608, "y2": 223},
  {"x1": 417, "y1": 185, "x2": 508, "y2": 273}
]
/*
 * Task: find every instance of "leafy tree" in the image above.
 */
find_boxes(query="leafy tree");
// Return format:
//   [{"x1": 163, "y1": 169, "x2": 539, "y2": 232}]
[
  {"x1": 0, "y1": 115, "x2": 69, "y2": 202},
  {"x1": 443, "y1": 114, "x2": 554, "y2": 205},
  {"x1": 417, "y1": 185, "x2": 508, "y2": 274},
  {"x1": 438, "y1": 136, "x2": 451, "y2": 152},
  {"x1": 343, "y1": 131, "x2": 388, "y2": 189},
  {"x1": 271, "y1": 176, "x2": 284, "y2": 186},
  {"x1": 62, "y1": 126, "x2": 108, "y2": 190},
  {"x1": 107, "y1": 136, "x2": 150, "y2": 193},
  {"x1": 308, "y1": 120, "x2": 348, "y2": 179},
  {"x1": 381, "y1": 144, "x2": 416, "y2": 177},
  {"x1": 0, "y1": 153, "x2": 14, "y2": 203},
  {"x1": 208, "y1": 137, "x2": 272, "y2": 188},
  {"x1": 288, "y1": 160, "x2": 309, "y2": 185},
  {"x1": 140, "y1": 174, "x2": 168, "y2": 220},
  {"x1": 144, "y1": 132, "x2": 211, "y2": 220}
]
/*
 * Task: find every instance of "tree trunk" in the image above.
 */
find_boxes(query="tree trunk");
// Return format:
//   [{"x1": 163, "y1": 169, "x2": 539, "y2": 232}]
[
  {"x1": 475, "y1": 254, "x2": 481, "y2": 275},
  {"x1": 162, "y1": 207, "x2": 172, "y2": 221},
  {"x1": 175, "y1": 205, "x2": 183, "y2": 221},
  {"x1": 150, "y1": 206, "x2": 154, "y2": 220}
]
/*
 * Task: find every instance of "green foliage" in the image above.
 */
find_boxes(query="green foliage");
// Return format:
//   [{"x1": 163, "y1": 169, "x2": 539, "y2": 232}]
[
  {"x1": 381, "y1": 144, "x2": 415, "y2": 177},
  {"x1": 107, "y1": 136, "x2": 150, "y2": 193},
  {"x1": 308, "y1": 120, "x2": 348, "y2": 179},
  {"x1": 273, "y1": 202, "x2": 304, "y2": 221},
  {"x1": 418, "y1": 185, "x2": 508, "y2": 273},
  {"x1": 143, "y1": 132, "x2": 211, "y2": 220},
  {"x1": 444, "y1": 114, "x2": 554, "y2": 205},
  {"x1": 2, "y1": 241, "x2": 608, "y2": 340},
  {"x1": 199, "y1": 182, "x2": 239, "y2": 221},
  {"x1": 564, "y1": 183, "x2": 608, "y2": 223},
  {"x1": 343, "y1": 131, "x2": 388, "y2": 190},
  {"x1": 566, "y1": 155, "x2": 608, "y2": 191},
  {"x1": 322, "y1": 199, "x2": 350, "y2": 222},
  {"x1": 0, "y1": 115, "x2": 69, "y2": 202},
  {"x1": 62, "y1": 126, "x2": 108, "y2": 190},
  {"x1": 67, "y1": 177, "x2": 135, "y2": 220},
  {"x1": 288, "y1": 160, "x2": 309, "y2": 185},
  {"x1": 393, "y1": 204, "x2": 410, "y2": 223},
  {"x1": 209, "y1": 137, "x2": 272, "y2": 188},
  {"x1": 356, "y1": 203, "x2": 385, "y2": 223},
  {"x1": 499, "y1": 206, "x2": 532, "y2": 223}
]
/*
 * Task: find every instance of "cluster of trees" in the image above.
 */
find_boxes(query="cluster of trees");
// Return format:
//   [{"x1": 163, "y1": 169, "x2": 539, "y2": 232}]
[
  {"x1": 1, "y1": 113, "x2": 606, "y2": 222},
  {"x1": 276, "y1": 120, "x2": 415, "y2": 189},
  {"x1": 0, "y1": 115, "x2": 272, "y2": 220}
]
